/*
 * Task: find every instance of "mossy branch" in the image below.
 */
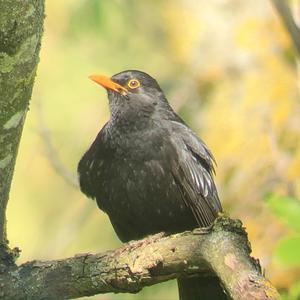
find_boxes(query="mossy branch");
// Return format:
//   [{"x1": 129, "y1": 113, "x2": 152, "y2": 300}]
[{"x1": 0, "y1": 216, "x2": 279, "y2": 300}]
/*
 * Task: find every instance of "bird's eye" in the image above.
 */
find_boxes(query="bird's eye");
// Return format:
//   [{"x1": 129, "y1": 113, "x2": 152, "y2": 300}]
[{"x1": 127, "y1": 79, "x2": 140, "y2": 89}]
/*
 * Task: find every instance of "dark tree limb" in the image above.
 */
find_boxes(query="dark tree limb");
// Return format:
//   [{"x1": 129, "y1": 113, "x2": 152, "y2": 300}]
[
  {"x1": 0, "y1": 217, "x2": 279, "y2": 300},
  {"x1": 271, "y1": 0, "x2": 300, "y2": 56},
  {"x1": 0, "y1": 0, "x2": 45, "y2": 262}
]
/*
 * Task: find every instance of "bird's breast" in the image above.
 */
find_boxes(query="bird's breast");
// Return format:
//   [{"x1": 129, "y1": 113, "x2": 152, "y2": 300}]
[{"x1": 79, "y1": 122, "x2": 198, "y2": 241}]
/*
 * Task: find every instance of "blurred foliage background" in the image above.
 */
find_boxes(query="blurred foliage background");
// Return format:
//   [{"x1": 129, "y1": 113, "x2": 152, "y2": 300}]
[{"x1": 6, "y1": 0, "x2": 300, "y2": 299}]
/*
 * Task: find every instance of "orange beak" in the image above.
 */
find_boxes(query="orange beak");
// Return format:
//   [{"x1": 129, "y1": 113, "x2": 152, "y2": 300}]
[{"x1": 89, "y1": 75, "x2": 128, "y2": 94}]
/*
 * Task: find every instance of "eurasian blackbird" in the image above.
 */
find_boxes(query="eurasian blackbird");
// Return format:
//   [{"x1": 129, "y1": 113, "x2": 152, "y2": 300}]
[{"x1": 78, "y1": 70, "x2": 223, "y2": 299}]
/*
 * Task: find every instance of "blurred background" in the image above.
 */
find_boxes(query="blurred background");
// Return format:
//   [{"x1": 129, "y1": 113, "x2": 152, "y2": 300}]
[{"x1": 7, "y1": 0, "x2": 300, "y2": 299}]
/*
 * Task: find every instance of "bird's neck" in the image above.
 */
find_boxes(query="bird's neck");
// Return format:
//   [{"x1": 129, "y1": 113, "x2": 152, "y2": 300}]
[{"x1": 106, "y1": 111, "x2": 153, "y2": 136}]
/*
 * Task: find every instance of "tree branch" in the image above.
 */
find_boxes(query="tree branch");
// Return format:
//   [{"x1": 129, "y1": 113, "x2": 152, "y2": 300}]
[
  {"x1": 270, "y1": 0, "x2": 300, "y2": 56},
  {"x1": 0, "y1": 217, "x2": 279, "y2": 300},
  {"x1": 0, "y1": 0, "x2": 45, "y2": 261}
]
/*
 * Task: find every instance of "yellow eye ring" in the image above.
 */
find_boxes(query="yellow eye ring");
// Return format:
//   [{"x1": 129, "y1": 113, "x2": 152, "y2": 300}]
[{"x1": 127, "y1": 79, "x2": 140, "y2": 89}]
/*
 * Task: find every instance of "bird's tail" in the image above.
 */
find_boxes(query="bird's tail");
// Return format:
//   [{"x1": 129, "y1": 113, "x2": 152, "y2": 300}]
[{"x1": 177, "y1": 276, "x2": 227, "y2": 300}]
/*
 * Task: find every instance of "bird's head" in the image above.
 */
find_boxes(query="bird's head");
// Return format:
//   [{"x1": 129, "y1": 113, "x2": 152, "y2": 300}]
[{"x1": 89, "y1": 70, "x2": 170, "y2": 119}]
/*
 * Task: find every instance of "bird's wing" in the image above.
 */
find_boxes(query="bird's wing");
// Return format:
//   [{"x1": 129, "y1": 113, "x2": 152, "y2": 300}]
[{"x1": 169, "y1": 120, "x2": 222, "y2": 227}]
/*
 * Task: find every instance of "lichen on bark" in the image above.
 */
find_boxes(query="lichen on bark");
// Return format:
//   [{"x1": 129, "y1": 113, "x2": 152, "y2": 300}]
[{"x1": 0, "y1": 0, "x2": 45, "y2": 262}]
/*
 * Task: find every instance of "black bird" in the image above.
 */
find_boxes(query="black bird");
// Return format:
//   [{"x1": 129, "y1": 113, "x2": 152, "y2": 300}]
[{"x1": 78, "y1": 70, "x2": 223, "y2": 299}]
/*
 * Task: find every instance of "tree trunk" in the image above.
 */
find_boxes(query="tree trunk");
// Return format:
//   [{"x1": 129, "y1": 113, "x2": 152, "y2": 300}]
[{"x1": 0, "y1": 0, "x2": 44, "y2": 264}]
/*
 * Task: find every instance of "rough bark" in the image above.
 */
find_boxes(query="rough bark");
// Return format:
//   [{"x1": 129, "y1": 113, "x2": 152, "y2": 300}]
[
  {"x1": 0, "y1": 216, "x2": 279, "y2": 300},
  {"x1": 0, "y1": 0, "x2": 44, "y2": 262}
]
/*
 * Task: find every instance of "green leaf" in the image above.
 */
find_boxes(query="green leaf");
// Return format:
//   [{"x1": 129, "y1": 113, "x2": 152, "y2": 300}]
[
  {"x1": 267, "y1": 195, "x2": 300, "y2": 232},
  {"x1": 279, "y1": 281, "x2": 300, "y2": 300},
  {"x1": 289, "y1": 281, "x2": 300, "y2": 300},
  {"x1": 273, "y1": 235, "x2": 300, "y2": 266}
]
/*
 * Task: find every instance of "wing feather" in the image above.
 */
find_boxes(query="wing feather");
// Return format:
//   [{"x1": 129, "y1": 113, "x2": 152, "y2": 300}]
[{"x1": 169, "y1": 121, "x2": 222, "y2": 226}]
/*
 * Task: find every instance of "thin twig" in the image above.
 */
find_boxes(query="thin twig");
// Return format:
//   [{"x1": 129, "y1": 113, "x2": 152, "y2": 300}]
[
  {"x1": 271, "y1": 0, "x2": 300, "y2": 56},
  {"x1": 35, "y1": 99, "x2": 79, "y2": 188}
]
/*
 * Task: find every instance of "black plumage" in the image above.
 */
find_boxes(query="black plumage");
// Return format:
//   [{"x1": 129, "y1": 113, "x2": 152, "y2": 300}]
[{"x1": 78, "y1": 70, "x2": 223, "y2": 298}]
